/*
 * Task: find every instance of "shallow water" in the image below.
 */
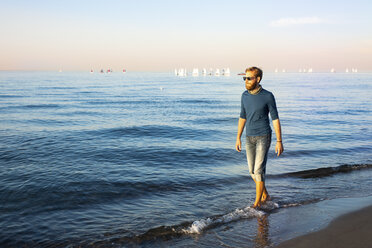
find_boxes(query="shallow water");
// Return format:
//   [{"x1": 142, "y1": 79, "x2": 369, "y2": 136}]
[{"x1": 0, "y1": 71, "x2": 371, "y2": 247}]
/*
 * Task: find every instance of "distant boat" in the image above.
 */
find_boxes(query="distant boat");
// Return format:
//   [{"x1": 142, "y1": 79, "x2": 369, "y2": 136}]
[
  {"x1": 352, "y1": 68, "x2": 358, "y2": 73},
  {"x1": 107, "y1": 68, "x2": 112, "y2": 73},
  {"x1": 275, "y1": 68, "x2": 278, "y2": 73},
  {"x1": 224, "y1": 68, "x2": 230, "y2": 76},
  {"x1": 282, "y1": 69, "x2": 286, "y2": 73},
  {"x1": 100, "y1": 69, "x2": 104, "y2": 73},
  {"x1": 202, "y1": 68, "x2": 207, "y2": 76},
  {"x1": 122, "y1": 69, "x2": 126, "y2": 73},
  {"x1": 90, "y1": 69, "x2": 94, "y2": 73},
  {"x1": 308, "y1": 68, "x2": 313, "y2": 73},
  {"x1": 177, "y1": 68, "x2": 185, "y2": 77},
  {"x1": 215, "y1": 69, "x2": 220, "y2": 76},
  {"x1": 192, "y1": 68, "x2": 199, "y2": 76},
  {"x1": 208, "y1": 68, "x2": 213, "y2": 76},
  {"x1": 346, "y1": 68, "x2": 349, "y2": 73},
  {"x1": 330, "y1": 68, "x2": 335, "y2": 73}
]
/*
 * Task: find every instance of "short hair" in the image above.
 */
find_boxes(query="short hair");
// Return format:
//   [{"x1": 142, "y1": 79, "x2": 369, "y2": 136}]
[{"x1": 245, "y1": 67, "x2": 263, "y2": 83}]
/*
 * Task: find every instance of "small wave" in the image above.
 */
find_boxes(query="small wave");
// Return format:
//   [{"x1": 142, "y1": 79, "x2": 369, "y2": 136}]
[
  {"x1": 23, "y1": 104, "x2": 61, "y2": 109},
  {"x1": 38, "y1": 86, "x2": 76, "y2": 90},
  {"x1": 315, "y1": 109, "x2": 370, "y2": 116},
  {"x1": 90, "y1": 125, "x2": 219, "y2": 140},
  {"x1": 182, "y1": 201, "x2": 279, "y2": 234},
  {"x1": 87, "y1": 146, "x2": 240, "y2": 167},
  {"x1": 189, "y1": 116, "x2": 237, "y2": 125},
  {"x1": 0, "y1": 104, "x2": 62, "y2": 110},
  {"x1": 272, "y1": 164, "x2": 372, "y2": 179},
  {"x1": 178, "y1": 99, "x2": 218, "y2": 104},
  {"x1": 279, "y1": 146, "x2": 371, "y2": 158},
  {"x1": 84, "y1": 100, "x2": 156, "y2": 105},
  {"x1": 0, "y1": 94, "x2": 25, "y2": 98}
]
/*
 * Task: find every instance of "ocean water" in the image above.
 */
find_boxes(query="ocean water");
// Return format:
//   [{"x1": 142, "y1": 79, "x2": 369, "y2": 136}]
[{"x1": 0, "y1": 71, "x2": 371, "y2": 247}]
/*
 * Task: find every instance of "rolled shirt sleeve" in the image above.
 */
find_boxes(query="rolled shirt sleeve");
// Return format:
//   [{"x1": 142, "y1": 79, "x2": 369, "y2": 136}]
[
  {"x1": 268, "y1": 93, "x2": 279, "y2": 120},
  {"x1": 240, "y1": 94, "x2": 247, "y2": 119}
]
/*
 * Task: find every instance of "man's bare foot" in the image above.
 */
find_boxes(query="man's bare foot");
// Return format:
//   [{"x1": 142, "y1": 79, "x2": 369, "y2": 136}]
[
  {"x1": 261, "y1": 195, "x2": 271, "y2": 204},
  {"x1": 251, "y1": 202, "x2": 262, "y2": 209}
]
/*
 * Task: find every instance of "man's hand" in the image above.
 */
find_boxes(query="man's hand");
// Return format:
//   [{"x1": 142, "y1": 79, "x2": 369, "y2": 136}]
[
  {"x1": 235, "y1": 138, "x2": 242, "y2": 152},
  {"x1": 275, "y1": 141, "x2": 284, "y2": 156}
]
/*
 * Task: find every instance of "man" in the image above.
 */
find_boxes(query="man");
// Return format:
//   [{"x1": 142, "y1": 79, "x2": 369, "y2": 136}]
[{"x1": 235, "y1": 66, "x2": 283, "y2": 209}]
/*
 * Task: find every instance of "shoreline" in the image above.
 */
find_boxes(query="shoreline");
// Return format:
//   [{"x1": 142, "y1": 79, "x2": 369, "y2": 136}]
[{"x1": 275, "y1": 204, "x2": 372, "y2": 248}]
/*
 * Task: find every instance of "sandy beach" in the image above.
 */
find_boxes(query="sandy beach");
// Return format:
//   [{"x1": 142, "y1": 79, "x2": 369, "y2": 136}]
[{"x1": 276, "y1": 205, "x2": 372, "y2": 248}]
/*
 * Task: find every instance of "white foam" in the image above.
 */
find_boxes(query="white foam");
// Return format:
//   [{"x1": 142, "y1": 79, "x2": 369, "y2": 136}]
[
  {"x1": 182, "y1": 202, "x2": 279, "y2": 234},
  {"x1": 282, "y1": 203, "x2": 301, "y2": 208},
  {"x1": 258, "y1": 201, "x2": 280, "y2": 211}
]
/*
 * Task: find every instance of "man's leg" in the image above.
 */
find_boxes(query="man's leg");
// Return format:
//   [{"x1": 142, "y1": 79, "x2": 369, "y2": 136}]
[
  {"x1": 253, "y1": 178, "x2": 270, "y2": 202},
  {"x1": 253, "y1": 180, "x2": 264, "y2": 208},
  {"x1": 252, "y1": 134, "x2": 271, "y2": 208}
]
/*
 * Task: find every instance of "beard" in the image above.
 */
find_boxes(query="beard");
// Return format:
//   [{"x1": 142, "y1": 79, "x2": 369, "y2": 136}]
[{"x1": 246, "y1": 82, "x2": 258, "y2": 91}]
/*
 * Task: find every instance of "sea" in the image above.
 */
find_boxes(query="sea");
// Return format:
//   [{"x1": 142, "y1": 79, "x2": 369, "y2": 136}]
[{"x1": 0, "y1": 71, "x2": 371, "y2": 247}]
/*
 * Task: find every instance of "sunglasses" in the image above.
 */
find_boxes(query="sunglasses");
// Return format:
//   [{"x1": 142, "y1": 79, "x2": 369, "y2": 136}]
[{"x1": 243, "y1": 76, "x2": 256, "y2": 81}]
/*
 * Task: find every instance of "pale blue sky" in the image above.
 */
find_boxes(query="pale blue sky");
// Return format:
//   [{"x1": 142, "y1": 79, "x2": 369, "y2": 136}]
[{"x1": 1, "y1": 0, "x2": 371, "y2": 71}]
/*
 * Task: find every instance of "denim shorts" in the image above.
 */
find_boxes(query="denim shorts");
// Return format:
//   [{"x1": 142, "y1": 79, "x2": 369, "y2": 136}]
[{"x1": 245, "y1": 133, "x2": 272, "y2": 182}]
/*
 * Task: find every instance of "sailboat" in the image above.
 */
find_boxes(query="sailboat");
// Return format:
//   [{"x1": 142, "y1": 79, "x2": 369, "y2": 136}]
[
  {"x1": 192, "y1": 68, "x2": 199, "y2": 76},
  {"x1": 224, "y1": 68, "x2": 230, "y2": 76},
  {"x1": 215, "y1": 69, "x2": 220, "y2": 76}
]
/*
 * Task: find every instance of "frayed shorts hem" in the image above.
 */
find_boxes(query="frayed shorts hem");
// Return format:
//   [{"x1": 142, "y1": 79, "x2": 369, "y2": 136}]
[{"x1": 250, "y1": 174, "x2": 265, "y2": 182}]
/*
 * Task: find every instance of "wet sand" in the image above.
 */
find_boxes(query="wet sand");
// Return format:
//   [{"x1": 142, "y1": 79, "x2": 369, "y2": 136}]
[{"x1": 276, "y1": 205, "x2": 372, "y2": 248}]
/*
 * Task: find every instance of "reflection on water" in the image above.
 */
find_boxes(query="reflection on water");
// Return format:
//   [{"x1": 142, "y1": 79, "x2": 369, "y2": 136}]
[{"x1": 255, "y1": 215, "x2": 271, "y2": 248}]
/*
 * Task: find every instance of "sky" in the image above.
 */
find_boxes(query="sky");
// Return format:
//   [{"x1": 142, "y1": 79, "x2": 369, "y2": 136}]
[{"x1": 1, "y1": 0, "x2": 372, "y2": 72}]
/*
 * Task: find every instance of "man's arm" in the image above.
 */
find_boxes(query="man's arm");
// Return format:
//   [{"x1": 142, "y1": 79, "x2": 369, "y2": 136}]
[
  {"x1": 235, "y1": 118, "x2": 246, "y2": 152},
  {"x1": 272, "y1": 119, "x2": 284, "y2": 156}
]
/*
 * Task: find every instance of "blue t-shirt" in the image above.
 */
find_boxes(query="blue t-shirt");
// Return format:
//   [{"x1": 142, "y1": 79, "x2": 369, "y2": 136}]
[{"x1": 240, "y1": 88, "x2": 279, "y2": 136}]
